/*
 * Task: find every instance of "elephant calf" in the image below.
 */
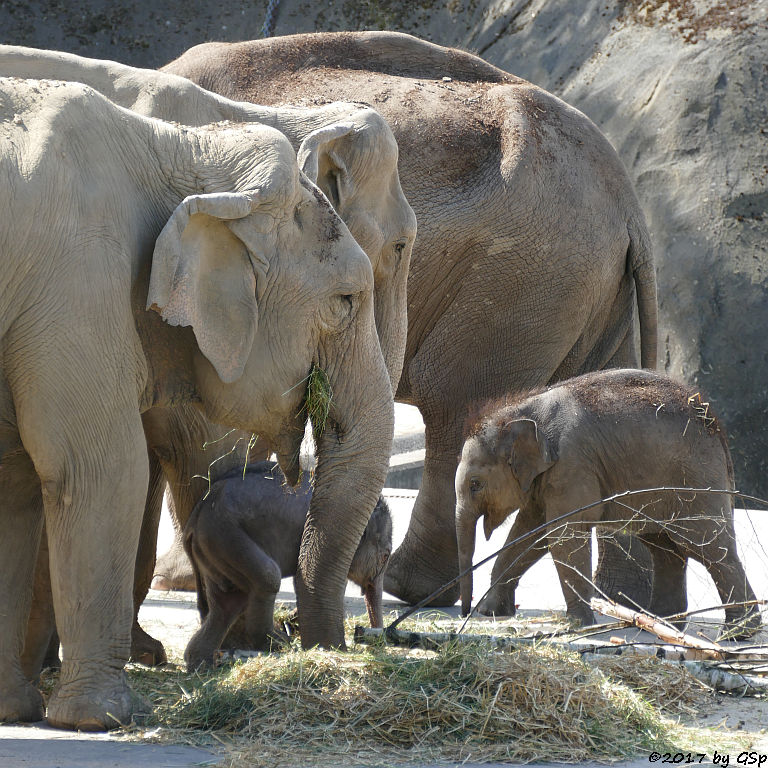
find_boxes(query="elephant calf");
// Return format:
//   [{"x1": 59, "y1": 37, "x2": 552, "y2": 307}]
[
  {"x1": 184, "y1": 461, "x2": 392, "y2": 669},
  {"x1": 455, "y1": 369, "x2": 761, "y2": 638}
]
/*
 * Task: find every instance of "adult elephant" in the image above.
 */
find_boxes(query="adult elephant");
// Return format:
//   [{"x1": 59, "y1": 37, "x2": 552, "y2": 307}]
[
  {"x1": 0, "y1": 77, "x2": 392, "y2": 729},
  {"x1": 164, "y1": 31, "x2": 658, "y2": 606},
  {"x1": 0, "y1": 45, "x2": 415, "y2": 667}
]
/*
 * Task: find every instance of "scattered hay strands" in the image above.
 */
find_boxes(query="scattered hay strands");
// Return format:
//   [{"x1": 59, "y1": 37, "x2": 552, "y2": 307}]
[
  {"x1": 130, "y1": 641, "x2": 706, "y2": 767},
  {"x1": 356, "y1": 596, "x2": 768, "y2": 700}
]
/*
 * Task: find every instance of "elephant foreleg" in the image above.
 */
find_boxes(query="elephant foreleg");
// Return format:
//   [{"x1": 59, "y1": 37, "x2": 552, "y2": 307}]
[{"x1": 477, "y1": 504, "x2": 549, "y2": 617}]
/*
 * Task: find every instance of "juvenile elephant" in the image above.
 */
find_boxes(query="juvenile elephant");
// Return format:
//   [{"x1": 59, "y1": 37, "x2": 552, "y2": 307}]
[
  {"x1": 184, "y1": 461, "x2": 392, "y2": 670},
  {"x1": 0, "y1": 45, "x2": 415, "y2": 670},
  {"x1": 0, "y1": 77, "x2": 393, "y2": 730},
  {"x1": 164, "y1": 30, "x2": 658, "y2": 606},
  {"x1": 455, "y1": 369, "x2": 761, "y2": 638}
]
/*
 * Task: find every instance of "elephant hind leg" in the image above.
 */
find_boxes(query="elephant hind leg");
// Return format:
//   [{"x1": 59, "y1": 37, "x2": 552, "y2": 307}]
[
  {"x1": 383, "y1": 414, "x2": 465, "y2": 606},
  {"x1": 665, "y1": 516, "x2": 760, "y2": 639},
  {"x1": 594, "y1": 531, "x2": 653, "y2": 611},
  {"x1": 638, "y1": 532, "x2": 687, "y2": 624},
  {"x1": 184, "y1": 579, "x2": 248, "y2": 670},
  {"x1": 131, "y1": 453, "x2": 167, "y2": 667},
  {"x1": 21, "y1": 522, "x2": 59, "y2": 682},
  {"x1": 0, "y1": 447, "x2": 45, "y2": 723}
]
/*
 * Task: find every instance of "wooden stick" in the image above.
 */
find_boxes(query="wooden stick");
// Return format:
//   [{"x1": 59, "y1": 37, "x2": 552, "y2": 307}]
[{"x1": 590, "y1": 598, "x2": 727, "y2": 660}]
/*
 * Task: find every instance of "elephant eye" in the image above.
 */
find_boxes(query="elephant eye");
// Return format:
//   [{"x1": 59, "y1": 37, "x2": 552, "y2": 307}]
[
  {"x1": 390, "y1": 240, "x2": 409, "y2": 267},
  {"x1": 470, "y1": 478, "x2": 483, "y2": 494},
  {"x1": 323, "y1": 291, "x2": 361, "y2": 332}
]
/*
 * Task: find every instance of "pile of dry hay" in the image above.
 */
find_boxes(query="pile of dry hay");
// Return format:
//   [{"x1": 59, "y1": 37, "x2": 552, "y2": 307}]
[{"x1": 128, "y1": 635, "x2": 712, "y2": 767}]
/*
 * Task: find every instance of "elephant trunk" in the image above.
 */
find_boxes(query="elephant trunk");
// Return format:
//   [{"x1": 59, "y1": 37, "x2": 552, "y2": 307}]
[
  {"x1": 456, "y1": 506, "x2": 479, "y2": 617},
  {"x1": 295, "y1": 317, "x2": 394, "y2": 649},
  {"x1": 272, "y1": 416, "x2": 307, "y2": 488},
  {"x1": 374, "y1": 279, "x2": 408, "y2": 396},
  {"x1": 363, "y1": 572, "x2": 385, "y2": 629}
]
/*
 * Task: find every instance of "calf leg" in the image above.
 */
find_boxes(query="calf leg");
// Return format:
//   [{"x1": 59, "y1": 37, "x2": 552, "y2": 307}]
[
  {"x1": 477, "y1": 503, "x2": 549, "y2": 616},
  {"x1": 640, "y1": 532, "x2": 687, "y2": 621},
  {"x1": 667, "y1": 510, "x2": 760, "y2": 639},
  {"x1": 548, "y1": 527, "x2": 594, "y2": 626},
  {"x1": 185, "y1": 579, "x2": 248, "y2": 669}
]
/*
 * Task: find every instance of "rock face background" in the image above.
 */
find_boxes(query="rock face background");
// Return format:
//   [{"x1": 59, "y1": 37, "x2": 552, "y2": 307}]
[{"x1": 2, "y1": 0, "x2": 766, "y2": 495}]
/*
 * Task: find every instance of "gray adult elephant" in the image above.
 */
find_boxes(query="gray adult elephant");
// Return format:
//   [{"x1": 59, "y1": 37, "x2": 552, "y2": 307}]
[
  {"x1": 164, "y1": 30, "x2": 658, "y2": 605},
  {"x1": 0, "y1": 45, "x2": 415, "y2": 667},
  {"x1": 0, "y1": 77, "x2": 392, "y2": 730}
]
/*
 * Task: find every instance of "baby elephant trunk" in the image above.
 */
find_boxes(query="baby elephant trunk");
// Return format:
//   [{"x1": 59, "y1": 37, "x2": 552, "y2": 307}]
[
  {"x1": 456, "y1": 506, "x2": 478, "y2": 616},
  {"x1": 363, "y1": 573, "x2": 385, "y2": 629},
  {"x1": 348, "y1": 497, "x2": 393, "y2": 629}
]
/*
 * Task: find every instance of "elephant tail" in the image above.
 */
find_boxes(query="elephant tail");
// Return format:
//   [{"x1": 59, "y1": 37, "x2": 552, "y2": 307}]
[{"x1": 627, "y1": 214, "x2": 658, "y2": 370}]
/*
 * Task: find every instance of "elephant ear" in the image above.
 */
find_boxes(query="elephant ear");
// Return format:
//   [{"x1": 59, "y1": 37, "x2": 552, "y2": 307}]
[
  {"x1": 297, "y1": 123, "x2": 356, "y2": 208},
  {"x1": 504, "y1": 419, "x2": 557, "y2": 493},
  {"x1": 147, "y1": 192, "x2": 262, "y2": 384}
]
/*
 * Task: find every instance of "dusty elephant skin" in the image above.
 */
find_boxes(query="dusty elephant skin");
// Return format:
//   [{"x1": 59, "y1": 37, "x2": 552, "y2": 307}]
[
  {"x1": 455, "y1": 369, "x2": 761, "y2": 639},
  {"x1": 183, "y1": 460, "x2": 392, "y2": 670},
  {"x1": 0, "y1": 44, "x2": 415, "y2": 670},
  {"x1": 0, "y1": 77, "x2": 393, "y2": 730},
  {"x1": 163, "y1": 30, "x2": 658, "y2": 607}
]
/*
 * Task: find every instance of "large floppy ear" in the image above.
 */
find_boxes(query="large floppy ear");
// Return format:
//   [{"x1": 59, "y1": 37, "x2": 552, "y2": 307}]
[
  {"x1": 297, "y1": 123, "x2": 355, "y2": 208},
  {"x1": 504, "y1": 419, "x2": 557, "y2": 493},
  {"x1": 147, "y1": 192, "x2": 261, "y2": 384}
]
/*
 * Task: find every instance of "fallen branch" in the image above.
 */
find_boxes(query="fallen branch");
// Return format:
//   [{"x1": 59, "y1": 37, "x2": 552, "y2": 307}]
[
  {"x1": 591, "y1": 598, "x2": 727, "y2": 661},
  {"x1": 356, "y1": 626, "x2": 705, "y2": 659},
  {"x1": 355, "y1": 626, "x2": 768, "y2": 697},
  {"x1": 581, "y1": 653, "x2": 768, "y2": 696}
]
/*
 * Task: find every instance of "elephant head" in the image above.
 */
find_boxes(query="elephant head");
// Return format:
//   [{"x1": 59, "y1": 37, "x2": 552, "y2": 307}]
[
  {"x1": 347, "y1": 496, "x2": 393, "y2": 629},
  {"x1": 147, "y1": 122, "x2": 395, "y2": 647},
  {"x1": 455, "y1": 417, "x2": 556, "y2": 616},
  {"x1": 296, "y1": 108, "x2": 417, "y2": 392}
]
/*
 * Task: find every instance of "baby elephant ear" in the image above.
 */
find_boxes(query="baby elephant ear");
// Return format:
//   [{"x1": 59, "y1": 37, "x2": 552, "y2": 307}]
[
  {"x1": 147, "y1": 192, "x2": 260, "y2": 384},
  {"x1": 505, "y1": 419, "x2": 557, "y2": 493}
]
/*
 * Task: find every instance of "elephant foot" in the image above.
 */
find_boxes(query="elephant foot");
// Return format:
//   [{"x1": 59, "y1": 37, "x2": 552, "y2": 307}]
[
  {"x1": 152, "y1": 538, "x2": 196, "y2": 591},
  {"x1": 565, "y1": 607, "x2": 595, "y2": 628},
  {"x1": 0, "y1": 679, "x2": 45, "y2": 723},
  {"x1": 258, "y1": 628, "x2": 291, "y2": 652},
  {"x1": 130, "y1": 623, "x2": 167, "y2": 667},
  {"x1": 383, "y1": 544, "x2": 459, "y2": 606},
  {"x1": 476, "y1": 588, "x2": 517, "y2": 617},
  {"x1": 46, "y1": 672, "x2": 147, "y2": 731}
]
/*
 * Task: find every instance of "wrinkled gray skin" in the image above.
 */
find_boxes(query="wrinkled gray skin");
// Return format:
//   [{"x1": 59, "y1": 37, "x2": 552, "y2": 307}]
[
  {"x1": 0, "y1": 77, "x2": 393, "y2": 730},
  {"x1": 1, "y1": 45, "x2": 414, "y2": 669},
  {"x1": 183, "y1": 461, "x2": 392, "y2": 670},
  {"x1": 455, "y1": 369, "x2": 760, "y2": 639},
  {"x1": 163, "y1": 30, "x2": 658, "y2": 606}
]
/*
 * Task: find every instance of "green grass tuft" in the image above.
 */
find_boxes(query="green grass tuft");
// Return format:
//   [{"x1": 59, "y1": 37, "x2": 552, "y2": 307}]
[{"x1": 304, "y1": 364, "x2": 333, "y2": 445}]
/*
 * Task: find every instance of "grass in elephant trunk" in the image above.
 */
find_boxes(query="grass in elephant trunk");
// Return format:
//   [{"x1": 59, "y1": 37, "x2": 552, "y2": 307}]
[{"x1": 118, "y1": 615, "x2": 727, "y2": 768}]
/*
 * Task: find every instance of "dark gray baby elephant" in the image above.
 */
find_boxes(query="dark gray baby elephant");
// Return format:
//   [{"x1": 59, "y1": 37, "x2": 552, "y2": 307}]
[
  {"x1": 455, "y1": 369, "x2": 761, "y2": 638},
  {"x1": 184, "y1": 461, "x2": 392, "y2": 669}
]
